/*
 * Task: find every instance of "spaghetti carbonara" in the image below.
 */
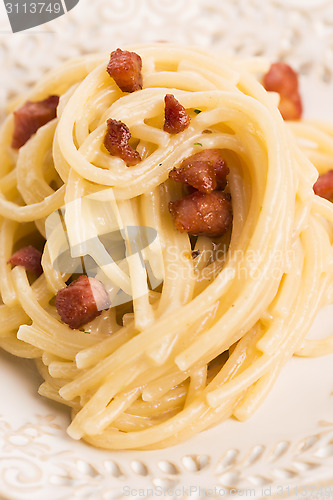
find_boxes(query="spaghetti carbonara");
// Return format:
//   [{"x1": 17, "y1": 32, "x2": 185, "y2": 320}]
[{"x1": 0, "y1": 44, "x2": 332, "y2": 450}]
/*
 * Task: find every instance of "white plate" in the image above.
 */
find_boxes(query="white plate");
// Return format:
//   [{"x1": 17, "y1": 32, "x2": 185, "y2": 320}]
[{"x1": 1, "y1": 1, "x2": 333, "y2": 498}]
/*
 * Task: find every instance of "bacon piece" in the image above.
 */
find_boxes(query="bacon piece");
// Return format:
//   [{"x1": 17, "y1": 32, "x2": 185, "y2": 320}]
[
  {"x1": 104, "y1": 119, "x2": 141, "y2": 166},
  {"x1": 170, "y1": 161, "x2": 216, "y2": 193},
  {"x1": 107, "y1": 48, "x2": 143, "y2": 93},
  {"x1": 164, "y1": 94, "x2": 191, "y2": 134},
  {"x1": 12, "y1": 95, "x2": 59, "y2": 149},
  {"x1": 8, "y1": 245, "x2": 43, "y2": 276},
  {"x1": 169, "y1": 149, "x2": 229, "y2": 193},
  {"x1": 169, "y1": 191, "x2": 233, "y2": 237},
  {"x1": 313, "y1": 170, "x2": 333, "y2": 201},
  {"x1": 55, "y1": 276, "x2": 111, "y2": 330},
  {"x1": 263, "y1": 62, "x2": 302, "y2": 120}
]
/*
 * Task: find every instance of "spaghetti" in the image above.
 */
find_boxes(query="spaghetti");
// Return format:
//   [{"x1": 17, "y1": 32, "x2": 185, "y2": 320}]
[{"x1": 0, "y1": 44, "x2": 332, "y2": 450}]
